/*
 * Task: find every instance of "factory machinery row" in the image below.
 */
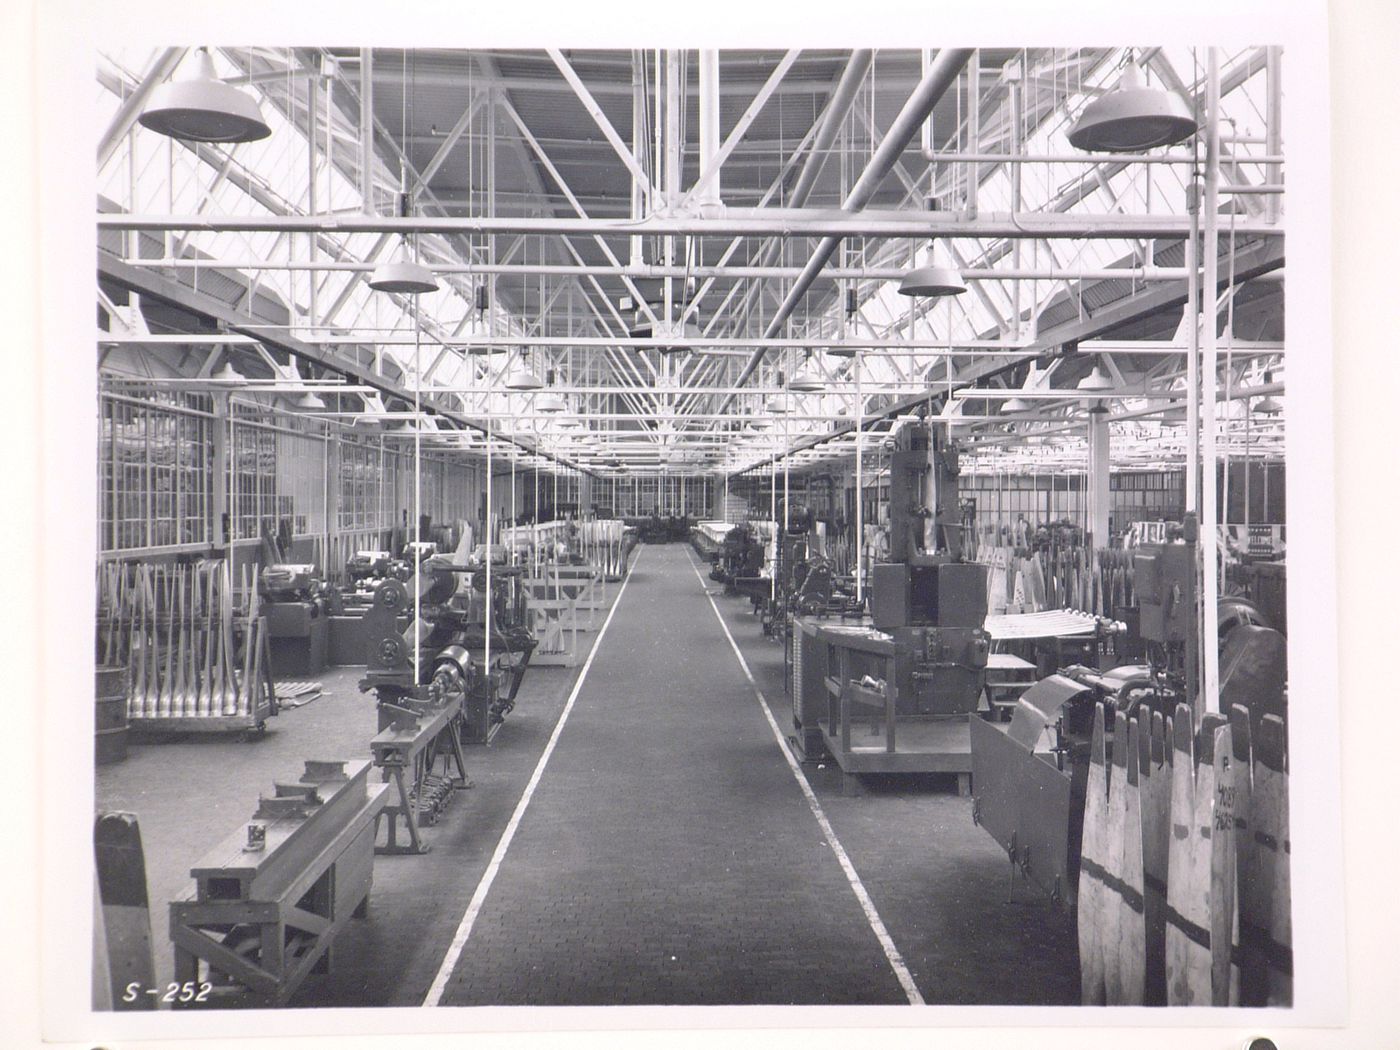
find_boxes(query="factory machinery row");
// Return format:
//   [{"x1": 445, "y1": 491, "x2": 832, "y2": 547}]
[{"x1": 93, "y1": 415, "x2": 1288, "y2": 1011}]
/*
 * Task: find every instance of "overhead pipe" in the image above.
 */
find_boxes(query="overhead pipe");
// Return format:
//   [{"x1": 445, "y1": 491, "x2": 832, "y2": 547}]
[
  {"x1": 788, "y1": 50, "x2": 874, "y2": 206},
  {"x1": 714, "y1": 48, "x2": 971, "y2": 403},
  {"x1": 683, "y1": 50, "x2": 873, "y2": 332},
  {"x1": 697, "y1": 49, "x2": 722, "y2": 211}
]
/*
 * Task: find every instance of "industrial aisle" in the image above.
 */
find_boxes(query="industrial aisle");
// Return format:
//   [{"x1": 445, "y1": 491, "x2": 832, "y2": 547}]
[{"x1": 433, "y1": 544, "x2": 910, "y2": 1005}]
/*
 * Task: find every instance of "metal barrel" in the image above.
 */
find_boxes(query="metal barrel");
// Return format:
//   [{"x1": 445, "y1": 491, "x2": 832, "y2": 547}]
[{"x1": 96, "y1": 664, "x2": 130, "y2": 765}]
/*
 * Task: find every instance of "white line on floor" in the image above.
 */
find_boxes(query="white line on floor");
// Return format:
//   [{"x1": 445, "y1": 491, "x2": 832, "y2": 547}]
[
  {"x1": 685, "y1": 553, "x2": 926, "y2": 1006},
  {"x1": 422, "y1": 547, "x2": 643, "y2": 1007}
]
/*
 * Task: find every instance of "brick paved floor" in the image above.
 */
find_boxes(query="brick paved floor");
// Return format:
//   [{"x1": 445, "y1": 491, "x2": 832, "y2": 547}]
[
  {"x1": 98, "y1": 543, "x2": 1079, "y2": 1010},
  {"x1": 702, "y1": 551, "x2": 1081, "y2": 1006},
  {"x1": 435, "y1": 545, "x2": 910, "y2": 1005}
]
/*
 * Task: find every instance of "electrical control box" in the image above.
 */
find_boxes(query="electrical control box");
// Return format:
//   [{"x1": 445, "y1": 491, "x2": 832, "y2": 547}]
[{"x1": 1135, "y1": 543, "x2": 1195, "y2": 644}]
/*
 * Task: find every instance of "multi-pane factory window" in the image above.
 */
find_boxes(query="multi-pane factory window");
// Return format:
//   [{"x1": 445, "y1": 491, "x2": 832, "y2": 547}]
[
  {"x1": 1111, "y1": 471, "x2": 1186, "y2": 529},
  {"x1": 959, "y1": 474, "x2": 1088, "y2": 546},
  {"x1": 338, "y1": 437, "x2": 385, "y2": 532},
  {"x1": 226, "y1": 407, "x2": 279, "y2": 542},
  {"x1": 602, "y1": 474, "x2": 712, "y2": 518},
  {"x1": 274, "y1": 418, "x2": 329, "y2": 539},
  {"x1": 99, "y1": 391, "x2": 214, "y2": 553}
]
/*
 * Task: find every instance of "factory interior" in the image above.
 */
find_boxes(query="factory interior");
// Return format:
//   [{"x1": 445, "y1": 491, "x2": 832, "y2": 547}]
[{"x1": 87, "y1": 44, "x2": 1300, "y2": 1014}]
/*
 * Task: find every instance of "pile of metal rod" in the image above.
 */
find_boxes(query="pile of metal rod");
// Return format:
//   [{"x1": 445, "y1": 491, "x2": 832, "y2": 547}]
[{"x1": 97, "y1": 559, "x2": 268, "y2": 719}]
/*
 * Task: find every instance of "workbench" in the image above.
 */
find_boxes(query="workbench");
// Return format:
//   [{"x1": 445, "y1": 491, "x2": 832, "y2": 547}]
[
  {"x1": 803, "y1": 611, "x2": 1116, "y2": 793},
  {"x1": 813, "y1": 621, "x2": 978, "y2": 791},
  {"x1": 168, "y1": 759, "x2": 388, "y2": 1008}
]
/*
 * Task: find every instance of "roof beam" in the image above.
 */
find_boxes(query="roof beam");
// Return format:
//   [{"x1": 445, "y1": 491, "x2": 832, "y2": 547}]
[
  {"x1": 101, "y1": 211, "x2": 1283, "y2": 240},
  {"x1": 412, "y1": 89, "x2": 489, "y2": 195},
  {"x1": 98, "y1": 47, "x2": 186, "y2": 170},
  {"x1": 546, "y1": 48, "x2": 658, "y2": 204}
]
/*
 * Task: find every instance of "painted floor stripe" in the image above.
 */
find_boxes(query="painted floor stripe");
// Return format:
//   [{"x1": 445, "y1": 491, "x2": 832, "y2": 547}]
[
  {"x1": 423, "y1": 547, "x2": 643, "y2": 1007},
  {"x1": 684, "y1": 553, "x2": 926, "y2": 1006}
]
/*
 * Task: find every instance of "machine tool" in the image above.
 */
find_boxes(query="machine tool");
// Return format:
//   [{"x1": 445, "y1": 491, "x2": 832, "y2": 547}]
[
  {"x1": 767, "y1": 504, "x2": 849, "y2": 641},
  {"x1": 799, "y1": 421, "x2": 990, "y2": 785},
  {"x1": 346, "y1": 550, "x2": 392, "y2": 587},
  {"x1": 710, "y1": 523, "x2": 765, "y2": 591},
  {"x1": 864, "y1": 421, "x2": 990, "y2": 717},
  {"x1": 969, "y1": 516, "x2": 1288, "y2": 908},
  {"x1": 358, "y1": 554, "x2": 538, "y2": 746},
  {"x1": 258, "y1": 562, "x2": 331, "y2": 677}
]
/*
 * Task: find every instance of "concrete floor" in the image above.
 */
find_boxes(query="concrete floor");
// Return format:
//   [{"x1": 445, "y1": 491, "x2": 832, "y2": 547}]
[{"x1": 96, "y1": 543, "x2": 1079, "y2": 1009}]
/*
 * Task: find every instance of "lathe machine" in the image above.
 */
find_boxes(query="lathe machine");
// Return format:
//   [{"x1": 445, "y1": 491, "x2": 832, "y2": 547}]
[{"x1": 359, "y1": 553, "x2": 537, "y2": 746}]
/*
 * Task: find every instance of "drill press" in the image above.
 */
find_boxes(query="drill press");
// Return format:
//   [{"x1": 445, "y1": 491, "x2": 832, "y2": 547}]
[{"x1": 868, "y1": 421, "x2": 990, "y2": 716}]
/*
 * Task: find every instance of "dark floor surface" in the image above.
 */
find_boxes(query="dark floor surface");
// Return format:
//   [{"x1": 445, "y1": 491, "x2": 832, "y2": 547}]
[{"x1": 96, "y1": 542, "x2": 1078, "y2": 1010}]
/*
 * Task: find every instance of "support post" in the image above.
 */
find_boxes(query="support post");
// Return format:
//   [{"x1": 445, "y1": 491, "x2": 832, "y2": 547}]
[
  {"x1": 1087, "y1": 407, "x2": 1111, "y2": 548},
  {"x1": 359, "y1": 49, "x2": 374, "y2": 213},
  {"x1": 1200, "y1": 49, "x2": 1222, "y2": 716},
  {"x1": 697, "y1": 49, "x2": 721, "y2": 211}
]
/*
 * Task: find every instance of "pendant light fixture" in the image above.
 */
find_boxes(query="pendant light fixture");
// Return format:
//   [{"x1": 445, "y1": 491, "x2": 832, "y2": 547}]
[
  {"x1": 1252, "y1": 372, "x2": 1283, "y2": 416},
  {"x1": 212, "y1": 357, "x2": 247, "y2": 384},
  {"x1": 1077, "y1": 359, "x2": 1115, "y2": 391},
  {"x1": 1067, "y1": 52, "x2": 1197, "y2": 153},
  {"x1": 368, "y1": 247, "x2": 439, "y2": 295},
  {"x1": 294, "y1": 391, "x2": 327, "y2": 411},
  {"x1": 138, "y1": 47, "x2": 272, "y2": 143},
  {"x1": 1000, "y1": 396, "x2": 1031, "y2": 414},
  {"x1": 504, "y1": 350, "x2": 544, "y2": 391},
  {"x1": 371, "y1": 115, "x2": 439, "y2": 294},
  {"x1": 537, "y1": 393, "x2": 567, "y2": 413},
  {"x1": 357, "y1": 391, "x2": 389, "y2": 427},
  {"x1": 896, "y1": 262, "x2": 967, "y2": 298},
  {"x1": 787, "y1": 353, "x2": 826, "y2": 392}
]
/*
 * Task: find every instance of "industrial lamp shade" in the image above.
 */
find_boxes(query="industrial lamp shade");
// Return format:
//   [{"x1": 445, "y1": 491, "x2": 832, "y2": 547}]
[
  {"x1": 1077, "y1": 363, "x2": 1114, "y2": 391},
  {"x1": 504, "y1": 359, "x2": 544, "y2": 391},
  {"x1": 368, "y1": 247, "x2": 439, "y2": 295},
  {"x1": 896, "y1": 264, "x2": 967, "y2": 298},
  {"x1": 1067, "y1": 61, "x2": 1197, "y2": 153},
  {"x1": 788, "y1": 361, "x2": 826, "y2": 392},
  {"x1": 536, "y1": 393, "x2": 567, "y2": 413},
  {"x1": 1001, "y1": 397, "x2": 1031, "y2": 414},
  {"x1": 138, "y1": 48, "x2": 272, "y2": 144},
  {"x1": 765, "y1": 396, "x2": 789, "y2": 414},
  {"x1": 212, "y1": 359, "x2": 247, "y2": 383},
  {"x1": 1252, "y1": 371, "x2": 1282, "y2": 415},
  {"x1": 294, "y1": 391, "x2": 327, "y2": 410}
]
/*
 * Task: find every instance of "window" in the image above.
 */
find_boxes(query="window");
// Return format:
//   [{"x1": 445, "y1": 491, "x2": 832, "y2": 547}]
[{"x1": 99, "y1": 391, "x2": 213, "y2": 553}]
